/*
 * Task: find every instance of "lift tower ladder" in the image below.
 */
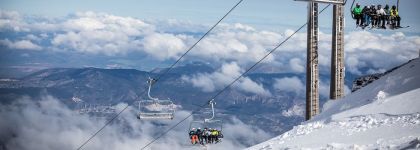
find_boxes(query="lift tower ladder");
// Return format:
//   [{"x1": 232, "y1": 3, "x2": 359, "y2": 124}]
[{"x1": 330, "y1": 1, "x2": 345, "y2": 100}]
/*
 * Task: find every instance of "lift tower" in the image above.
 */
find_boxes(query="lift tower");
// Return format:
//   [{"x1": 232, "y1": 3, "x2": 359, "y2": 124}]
[
  {"x1": 305, "y1": 1, "x2": 320, "y2": 120},
  {"x1": 296, "y1": 0, "x2": 345, "y2": 120},
  {"x1": 330, "y1": 2, "x2": 345, "y2": 100}
]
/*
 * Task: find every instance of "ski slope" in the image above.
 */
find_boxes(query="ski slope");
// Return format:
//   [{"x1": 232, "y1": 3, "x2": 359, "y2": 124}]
[{"x1": 247, "y1": 58, "x2": 420, "y2": 149}]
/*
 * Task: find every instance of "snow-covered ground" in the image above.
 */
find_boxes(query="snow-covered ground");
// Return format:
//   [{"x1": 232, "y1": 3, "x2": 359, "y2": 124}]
[{"x1": 247, "y1": 58, "x2": 420, "y2": 150}]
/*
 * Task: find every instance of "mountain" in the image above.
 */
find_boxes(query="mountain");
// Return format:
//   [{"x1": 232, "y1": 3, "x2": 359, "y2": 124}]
[
  {"x1": 0, "y1": 61, "x2": 363, "y2": 137},
  {"x1": 247, "y1": 58, "x2": 420, "y2": 149},
  {"x1": 351, "y1": 59, "x2": 413, "y2": 92}
]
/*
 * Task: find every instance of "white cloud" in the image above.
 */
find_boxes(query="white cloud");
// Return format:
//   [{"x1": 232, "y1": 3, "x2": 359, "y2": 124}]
[
  {"x1": 0, "y1": 39, "x2": 42, "y2": 50},
  {"x1": 273, "y1": 76, "x2": 304, "y2": 93},
  {"x1": 289, "y1": 58, "x2": 305, "y2": 73},
  {"x1": 1, "y1": 10, "x2": 419, "y2": 75},
  {"x1": 0, "y1": 95, "x2": 271, "y2": 150},
  {"x1": 142, "y1": 33, "x2": 187, "y2": 60},
  {"x1": 182, "y1": 62, "x2": 271, "y2": 96}
]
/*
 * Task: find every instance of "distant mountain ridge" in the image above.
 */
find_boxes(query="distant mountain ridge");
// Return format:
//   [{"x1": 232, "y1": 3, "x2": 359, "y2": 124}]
[{"x1": 0, "y1": 62, "x2": 361, "y2": 136}]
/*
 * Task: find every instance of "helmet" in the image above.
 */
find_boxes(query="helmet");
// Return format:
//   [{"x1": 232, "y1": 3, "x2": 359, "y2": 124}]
[
  {"x1": 392, "y1": 5, "x2": 396, "y2": 9},
  {"x1": 192, "y1": 128, "x2": 195, "y2": 130},
  {"x1": 356, "y1": 3, "x2": 360, "y2": 7},
  {"x1": 198, "y1": 127, "x2": 201, "y2": 130}
]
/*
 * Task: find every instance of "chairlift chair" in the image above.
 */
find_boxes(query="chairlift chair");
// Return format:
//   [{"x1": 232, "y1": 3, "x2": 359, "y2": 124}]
[
  {"x1": 136, "y1": 77, "x2": 175, "y2": 120},
  {"x1": 189, "y1": 100, "x2": 223, "y2": 132}
]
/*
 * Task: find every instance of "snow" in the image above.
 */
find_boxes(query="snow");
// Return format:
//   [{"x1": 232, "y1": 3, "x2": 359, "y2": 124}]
[{"x1": 247, "y1": 58, "x2": 420, "y2": 150}]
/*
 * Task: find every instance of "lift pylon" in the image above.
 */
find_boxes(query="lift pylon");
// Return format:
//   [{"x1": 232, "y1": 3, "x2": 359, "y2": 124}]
[
  {"x1": 330, "y1": 2, "x2": 345, "y2": 100},
  {"x1": 305, "y1": 1, "x2": 320, "y2": 120},
  {"x1": 297, "y1": 0, "x2": 346, "y2": 120}
]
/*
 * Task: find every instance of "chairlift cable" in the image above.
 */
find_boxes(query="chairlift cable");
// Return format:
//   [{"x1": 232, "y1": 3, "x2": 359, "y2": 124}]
[
  {"x1": 140, "y1": 3, "x2": 333, "y2": 150},
  {"x1": 152, "y1": 0, "x2": 244, "y2": 83},
  {"x1": 76, "y1": 0, "x2": 244, "y2": 149}
]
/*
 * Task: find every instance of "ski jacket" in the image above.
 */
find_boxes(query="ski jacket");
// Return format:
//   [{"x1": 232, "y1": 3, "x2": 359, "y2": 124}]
[
  {"x1": 206, "y1": 131, "x2": 211, "y2": 136},
  {"x1": 390, "y1": 9, "x2": 399, "y2": 17},
  {"x1": 353, "y1": 7, "x2": 362, "y2": 15},
  {"x1": 189, "y1": 130, "x2": 196, "y2": 136},
  {"x1": 196, "y1": 129, "x2": 202, "y2": 136},
  {"x1": 377, "y1": 8, "x2": 386, "y2": 16},
  {"x1": 211, "y1": 130, "x2": 218, "y2": 136},
  {"x1": 369, "y1": 8, "x2": 377, "y2": 16},
  {"x1": 362, "y1": 7, "x2": 370, "y2": 15}
]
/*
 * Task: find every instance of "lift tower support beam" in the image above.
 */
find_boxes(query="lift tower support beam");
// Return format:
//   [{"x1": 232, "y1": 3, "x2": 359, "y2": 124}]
[
  {"x1": 305, "y1": 2, "x2": 319, "y2": 120},
  {"x1": 330, "y1": 1, "x2": 345, "y2": 100}
]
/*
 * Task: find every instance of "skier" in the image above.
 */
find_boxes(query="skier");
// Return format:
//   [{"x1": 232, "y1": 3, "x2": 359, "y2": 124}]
[
  {"x1": 390, "y1": 5, "x2": 401, "y2": 29},
  {"x1": 213, "y1": 129, "x2": 220, "y2": 143},
  {"x1": 369, "y1": 4, "x2": 377, "y2": 28},
  {"x1": 362, "y1": 5, "x2": 371, "y2": 28},
  {"x1": 202, "y1": 128, "x2": 208, "y2": 144},
  {"x1": 196, "y1": 127, "x2": 203, "y2": 145},
  {"x1": 217, "y1": 129, "x2": 223, "y2": 139},
  {"x1": 189, "y1": 128, "x2": 198, "y2": 144},
  {"x1": 211, "y1": 129, "x2": 218, "y2": 143},
  {"x1": 384, "y1": 5, "x2": 391, "y2": 25},
  {"x1": 352, "y1": 3, "x2": 363, "y2": 27},
  {"x1": 376, "y1": 5, "x2": 386, "y2": 29},
  {"x1": 207, "y1": 128, "x2": 213, "y2": 144}
]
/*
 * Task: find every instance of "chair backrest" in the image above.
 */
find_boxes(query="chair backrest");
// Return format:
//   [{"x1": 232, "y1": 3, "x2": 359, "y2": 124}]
[{"x1": 136, "y1": 100, "x2": 175, "y2": 120}]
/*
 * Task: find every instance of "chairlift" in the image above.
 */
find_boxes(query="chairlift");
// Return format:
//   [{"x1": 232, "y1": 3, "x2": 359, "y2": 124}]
[
  {"x1": 350, "y1": 0, "x2": 408, "y2": 30},
  {"x1": 189, "y1": 100, "x2": 223, "y2": 132},
  {"x1": 136, "y1": 77, "x2": 175, "y2": 120},
  {"x1": 75, "y1": 102, "x2": 116, "y2": 118}
]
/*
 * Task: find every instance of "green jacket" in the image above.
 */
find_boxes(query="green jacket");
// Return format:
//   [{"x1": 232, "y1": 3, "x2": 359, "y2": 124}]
[{"x1": 353, "y1": 7, "x2": 362, "y2": 15}]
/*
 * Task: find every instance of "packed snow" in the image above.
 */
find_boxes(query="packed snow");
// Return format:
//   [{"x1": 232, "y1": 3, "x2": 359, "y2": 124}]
[{"x1": 247, "y1": 58, "x2": 420, "y2": 149}]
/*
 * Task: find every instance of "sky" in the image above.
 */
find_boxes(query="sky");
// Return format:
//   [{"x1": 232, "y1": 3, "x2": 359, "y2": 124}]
[
  {"x1": 1, "y1": 0, "x2": 420, "y2": 32},
  {"x1": 0, "y1": 0, "x2": 419, "y2": 78}
]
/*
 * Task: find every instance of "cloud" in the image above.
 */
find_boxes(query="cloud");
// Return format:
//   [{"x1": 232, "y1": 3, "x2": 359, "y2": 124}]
[
  {"x1": 273, "y1": 76, "x2": 304, "y2": 94},
  {"x1": 0, "y1": 95, "x2": 271, "y2": 150},
  {"x1": 182, "y1": 62, "x2": 271, "y2": 96},
  {"x1": 289, "y1": 58, "x2": 305, "y2": 73},
  {"x1": 1, "y1": 10, "x2": 420, "y2": 75},
  {"x1": 142, "y1": 33, "x2": 187, "y2": 60},
  {"x1": 0, "y1": 39, "x2": 42, "y2": 50}
]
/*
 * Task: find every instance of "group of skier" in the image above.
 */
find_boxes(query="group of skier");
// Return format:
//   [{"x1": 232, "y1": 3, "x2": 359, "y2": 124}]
[
  {"x1": 352, "y1": 3, "x2": 402, "y2": 29},
  {"x1": 189, "y1": 127, "x2": 223, "y2": 145}
]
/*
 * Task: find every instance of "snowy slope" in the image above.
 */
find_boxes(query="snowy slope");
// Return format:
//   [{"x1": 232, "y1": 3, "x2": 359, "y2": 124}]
[{"x1": 247, "y1": 58, "x2": 420, "y2": 150}]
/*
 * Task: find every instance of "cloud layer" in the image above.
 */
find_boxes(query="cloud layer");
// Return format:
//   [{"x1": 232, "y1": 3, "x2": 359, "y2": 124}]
[
  {"x1": 1, "y1": 10, "x2": 419, "y2": 75},
  {"x1": 182, "y1": 62, "x2": 271, "y2": 96},
  {"x1": 0, "y1": 95, "x2": 271, "y2": 150}
]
